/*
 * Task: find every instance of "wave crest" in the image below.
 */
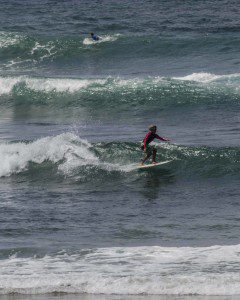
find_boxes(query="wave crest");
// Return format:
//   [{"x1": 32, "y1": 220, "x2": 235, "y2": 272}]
[
  {"x1": 0, "y1": 133, "x2": 95, "y2": 177},
  {"x1": 1, "y1": 73, "x2": 240, "y2": 108},
  {"x1": 1, "y1": 134, "x2": 240, "y2": 179}
]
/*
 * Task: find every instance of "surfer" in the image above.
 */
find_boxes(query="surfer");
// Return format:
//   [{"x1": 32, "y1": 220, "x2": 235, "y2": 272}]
[
  {"x1": 90, "y1": 32, "x2": 100, "y2": 41},
  {"x1": 141, "y1": 125, "x2": 170, "y2": 165}
]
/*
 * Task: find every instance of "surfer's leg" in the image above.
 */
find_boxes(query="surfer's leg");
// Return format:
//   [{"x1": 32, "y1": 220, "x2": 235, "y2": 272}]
[
  {"x1": 141, "y1": 145, "x2": 152, "y2": 165},
  {"x1": 141, "y1": 153, "x2": 151, "y2": 165},
  {"x1": 152, "y1": 147, "x2": 157, "y2": 163}
]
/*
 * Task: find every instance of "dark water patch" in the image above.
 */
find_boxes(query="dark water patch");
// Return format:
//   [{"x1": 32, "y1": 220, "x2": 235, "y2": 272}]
[
  {"x1": 116, "y1": 228, "x2": 159, "y2": 239},
  {"x1": 1, "y1": 0, "x2": 240, "y2": 36}
]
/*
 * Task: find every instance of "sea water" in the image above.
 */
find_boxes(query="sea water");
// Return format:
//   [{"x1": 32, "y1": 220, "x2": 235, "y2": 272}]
[{"x1": 1, "y1": 1, "x2": 240, "y2": 298}]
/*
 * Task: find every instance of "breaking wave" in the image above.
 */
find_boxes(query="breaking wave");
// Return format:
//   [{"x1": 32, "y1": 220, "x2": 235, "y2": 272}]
[
  {"x1": 0, "y1": 72, "x2": 240, "y2": 108},
  {"x1": 1, "y1": 132, "x2": 240, "y2": 179},
  {"x1": 1, "y1": 244, "x2": 240, "y2": 295}
]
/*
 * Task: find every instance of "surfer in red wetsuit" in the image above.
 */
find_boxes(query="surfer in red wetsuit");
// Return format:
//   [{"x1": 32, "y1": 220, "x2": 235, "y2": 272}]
[{"x1": 141, "y1": 125, "x2": 170, "y2": 165}]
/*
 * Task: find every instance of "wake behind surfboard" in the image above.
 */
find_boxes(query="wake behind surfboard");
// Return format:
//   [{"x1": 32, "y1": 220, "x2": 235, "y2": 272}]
[{"x1": 137, "y1": 160, "x2": 172, "y2": 170}]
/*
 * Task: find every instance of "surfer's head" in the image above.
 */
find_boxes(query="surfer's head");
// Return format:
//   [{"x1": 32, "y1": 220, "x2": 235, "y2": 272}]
[
  {"x1": 149, "y1": 125, "x2": 157, "y2": 133},
  {"x1": 90, "y1": 32, "x2": 94, "y2": 36}
]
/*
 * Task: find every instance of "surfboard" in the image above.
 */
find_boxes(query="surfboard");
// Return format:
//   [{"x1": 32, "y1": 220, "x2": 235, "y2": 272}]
[{"x1": 137, "y1": 160, "x2": 172, "y2": 170}]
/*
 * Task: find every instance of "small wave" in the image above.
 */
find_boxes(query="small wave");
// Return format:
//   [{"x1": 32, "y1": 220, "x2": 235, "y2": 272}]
[
  {"x1": 0, "y1": 133, "x2": 136, "y2": 178},
  {"x1": 1, "y1": 72, "x2": 240, "y2": 98},
  {"x1": 1, "y1": 244, "x2": 240, "y2": 295},
  {"x1": 0, "y1": 133, "x2": 95, "y2": 177},
  {"x1": 0, "y1": 32, "x2": 82, "y2": 67},
  {"x1": 0, "y1": 33, "x2": 55, "y2": 63},
  {"x1": 174, "y1": 72, "x2": 240, "y2": 84},
  {"x1": 0, "y1": 75, "x2": 108, "y2": 96}
]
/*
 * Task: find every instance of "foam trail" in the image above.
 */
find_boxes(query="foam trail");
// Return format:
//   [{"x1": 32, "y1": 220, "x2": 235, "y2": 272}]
[{"x1": 1, "y1": 244, "x2": 240, "y2": 295}]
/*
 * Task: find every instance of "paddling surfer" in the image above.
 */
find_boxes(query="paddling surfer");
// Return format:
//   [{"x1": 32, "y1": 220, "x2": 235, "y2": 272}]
[
  {"x1": 90, "y1": 32, "x2": 100, "y2": 41},
  {"x1": 141, "y1": 125, "x2": 170, "y2": 165}
]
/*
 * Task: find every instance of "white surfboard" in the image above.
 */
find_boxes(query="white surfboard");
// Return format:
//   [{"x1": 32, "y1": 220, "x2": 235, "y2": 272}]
[{"x1": 137, "y1": 160, "x2": 172, "y2": 170}]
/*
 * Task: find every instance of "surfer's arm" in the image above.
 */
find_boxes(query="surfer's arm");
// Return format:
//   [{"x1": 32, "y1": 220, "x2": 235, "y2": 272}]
[{"x1": 155, "y1": 134, "x2": 170, "y2": 142}]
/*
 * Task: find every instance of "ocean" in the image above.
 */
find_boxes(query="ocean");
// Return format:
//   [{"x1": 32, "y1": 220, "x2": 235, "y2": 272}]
[{"x1": 1, "y1": 0, "x2": 240, "y2": 299}]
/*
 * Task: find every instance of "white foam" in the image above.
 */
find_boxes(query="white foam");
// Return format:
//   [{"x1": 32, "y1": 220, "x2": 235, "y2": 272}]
[
  {"x1": 30, "y1": 41, "x2": 57, "y2": 61},
  {"x1": 0, "y1": 133, "x2": 97, "y2": 177},
  {"x1": 0, "y1": 133, "x2": 134, "y2": 177},
  {"x1": 0, "y1": 77, "x2": 23, "y2": 95},
  {"x1": 0, "y1": 76, "x2": 108, "y2": 95},
  {"x1": 1, "y1": 244, "x2": 240, "y2": 295},
  {"x1": 0, "y1": 75, "x2": 158, "y2": 96},
  {"x1": 83, "y1": 34, "x2": 121, "y2": 45},
  {"x1": 24, "y1": 77, "x2": 107, "y2": 93},
  {"x1": 0, "y1": 31, "x2": 22, "y2": 48},
  {"x1": 174, "y1": 72, "x2": 240, "y2": 83}
]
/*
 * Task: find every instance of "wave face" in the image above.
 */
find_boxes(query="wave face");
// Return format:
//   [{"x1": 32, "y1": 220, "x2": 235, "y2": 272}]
[
  {"x1": 1, "y1": 72, "x2": 240, "y2": 109},
  {"x1": 1, "y1": 244, "x2": 240, "y2": 295},
  {"x1": 1, "y1": 132, "x2": 240, "y2": 179}
]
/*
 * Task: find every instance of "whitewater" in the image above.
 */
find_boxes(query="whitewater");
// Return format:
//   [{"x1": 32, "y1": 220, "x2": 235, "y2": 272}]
[{"x1": 1, "y1": 244, "x2": 240, "y2": 295}]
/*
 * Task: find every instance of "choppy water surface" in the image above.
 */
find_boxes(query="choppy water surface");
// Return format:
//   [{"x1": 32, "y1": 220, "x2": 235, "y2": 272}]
[{"x1": 1, "y1": 0, "x2": 240, "y2": 297}]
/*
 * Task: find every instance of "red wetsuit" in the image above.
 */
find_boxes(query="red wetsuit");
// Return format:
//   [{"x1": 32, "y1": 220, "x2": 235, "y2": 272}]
[{"x1": 143, "y1": 132, "x2": 168, "y2": 149}]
